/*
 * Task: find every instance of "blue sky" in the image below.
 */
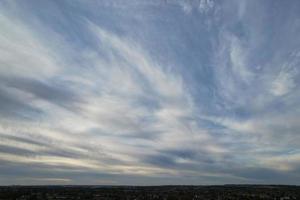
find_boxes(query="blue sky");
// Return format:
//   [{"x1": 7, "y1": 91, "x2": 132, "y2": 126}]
[{"x1": 0, "y1": 0, "x2": 300, "y2": 185}]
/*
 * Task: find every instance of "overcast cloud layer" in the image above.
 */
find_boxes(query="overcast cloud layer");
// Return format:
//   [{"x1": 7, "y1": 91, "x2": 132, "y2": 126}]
[{"x1": 0, "y1": 0, "x2": 300, "y2": 185}]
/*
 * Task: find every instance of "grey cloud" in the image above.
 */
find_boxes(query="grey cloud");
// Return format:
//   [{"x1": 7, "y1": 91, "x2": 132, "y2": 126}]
[
  {"x1": 0, "y1": 87, "x2": 41, "y2": 120},
  {"x1": 143, "y1": 154, "x2": 176, "y2": 168},
  {"x1": 0, "y1": 144, "x2": 35, "y2": 156},
  {"x1": 141, "y1": 149, "x2": 215, "y2": 170},
  {"x1": 0, "y1": 0, "x2": 300, "y2": 185},
  {"x1": 0, "y1": 139, "x2": 77, "y2": 160},
  {"x1": 161, "y1": 149, "x2": 196, "y2": 159},
  {"x1": 1, "y1": 134, "x2": 49, "y2": 147},
  {"x1": 232, "y1": 167, "x2": 300, "y2": 185},
  {"x1": 3, "y1": 77, "x2": 82, "y2": 111}
]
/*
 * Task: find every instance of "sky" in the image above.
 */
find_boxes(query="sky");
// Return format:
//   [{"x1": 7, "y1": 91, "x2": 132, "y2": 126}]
[{"x1": 0, "y1": 0, "x2": 300, "y2": 185}]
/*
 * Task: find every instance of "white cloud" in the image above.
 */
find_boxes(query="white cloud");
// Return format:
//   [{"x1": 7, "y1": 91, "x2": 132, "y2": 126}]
[
  {"x1": 1, "y1": 0, "x2": 300, "y2": 184},
  {"x1": 260, "y1": 153, "x2": 300, "y2": 172},
  {"x1": 199, "y1": 0, "x2": 214, "y2": 13},
  {"x1": 179, "y1": 1, "x2": 193, "y2": 14},
  {"x1": 229, "y1": 36, "x2": 254, "y2": 83},
  {"x1": 0, "y1": 12, "x2": 60, "y2": 79},
  {"x1": 271, "y1": 68, "x2": 297, "y2": 96},
  {"x1": 0, "y1": 8, "x2": 227, "y2": 180},
  {"x1": 175, "y1": 0, "x2": 215, "y2": 14}
]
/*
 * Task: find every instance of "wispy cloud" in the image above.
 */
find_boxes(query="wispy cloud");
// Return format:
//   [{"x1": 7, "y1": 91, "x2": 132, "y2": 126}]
[{"x1": 0, "y1": 0, "x2": 300, "y2": 185}]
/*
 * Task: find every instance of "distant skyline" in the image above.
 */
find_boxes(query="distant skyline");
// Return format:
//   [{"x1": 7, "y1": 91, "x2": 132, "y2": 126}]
[{"x1": 0, "y1": 0, "x2": 300, "y2": 185}]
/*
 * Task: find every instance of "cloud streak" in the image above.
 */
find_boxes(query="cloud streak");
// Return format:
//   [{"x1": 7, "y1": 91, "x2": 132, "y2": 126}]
[{"x1": 0, "y1": 0, "x2": 300, "y2": 185}]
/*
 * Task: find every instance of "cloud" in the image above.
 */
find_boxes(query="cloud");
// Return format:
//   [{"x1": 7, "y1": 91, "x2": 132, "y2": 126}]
[
  {"x1": 0, "y1": 0, "x2": 300, "y2": 185},
  {"x1": 175, "y1": 0, "x2": 215, "y2": 14},
  {"x1": 199, "y1": 0, "x2": 214, "y2": 13},
  {"x1": 270, "y1": 66, "x2": 298, "y2": 96},
  {"x1": 0, "y1": 11, "x2": 59, "y2": 79},
  {"x1": 0, "y1": 3, "x2": 219, "y2": 183}
]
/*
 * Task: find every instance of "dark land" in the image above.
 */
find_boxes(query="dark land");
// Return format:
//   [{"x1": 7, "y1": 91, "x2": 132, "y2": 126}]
[{"x1": 0, "y1": 185, "x2": 299, "y2": 200}]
